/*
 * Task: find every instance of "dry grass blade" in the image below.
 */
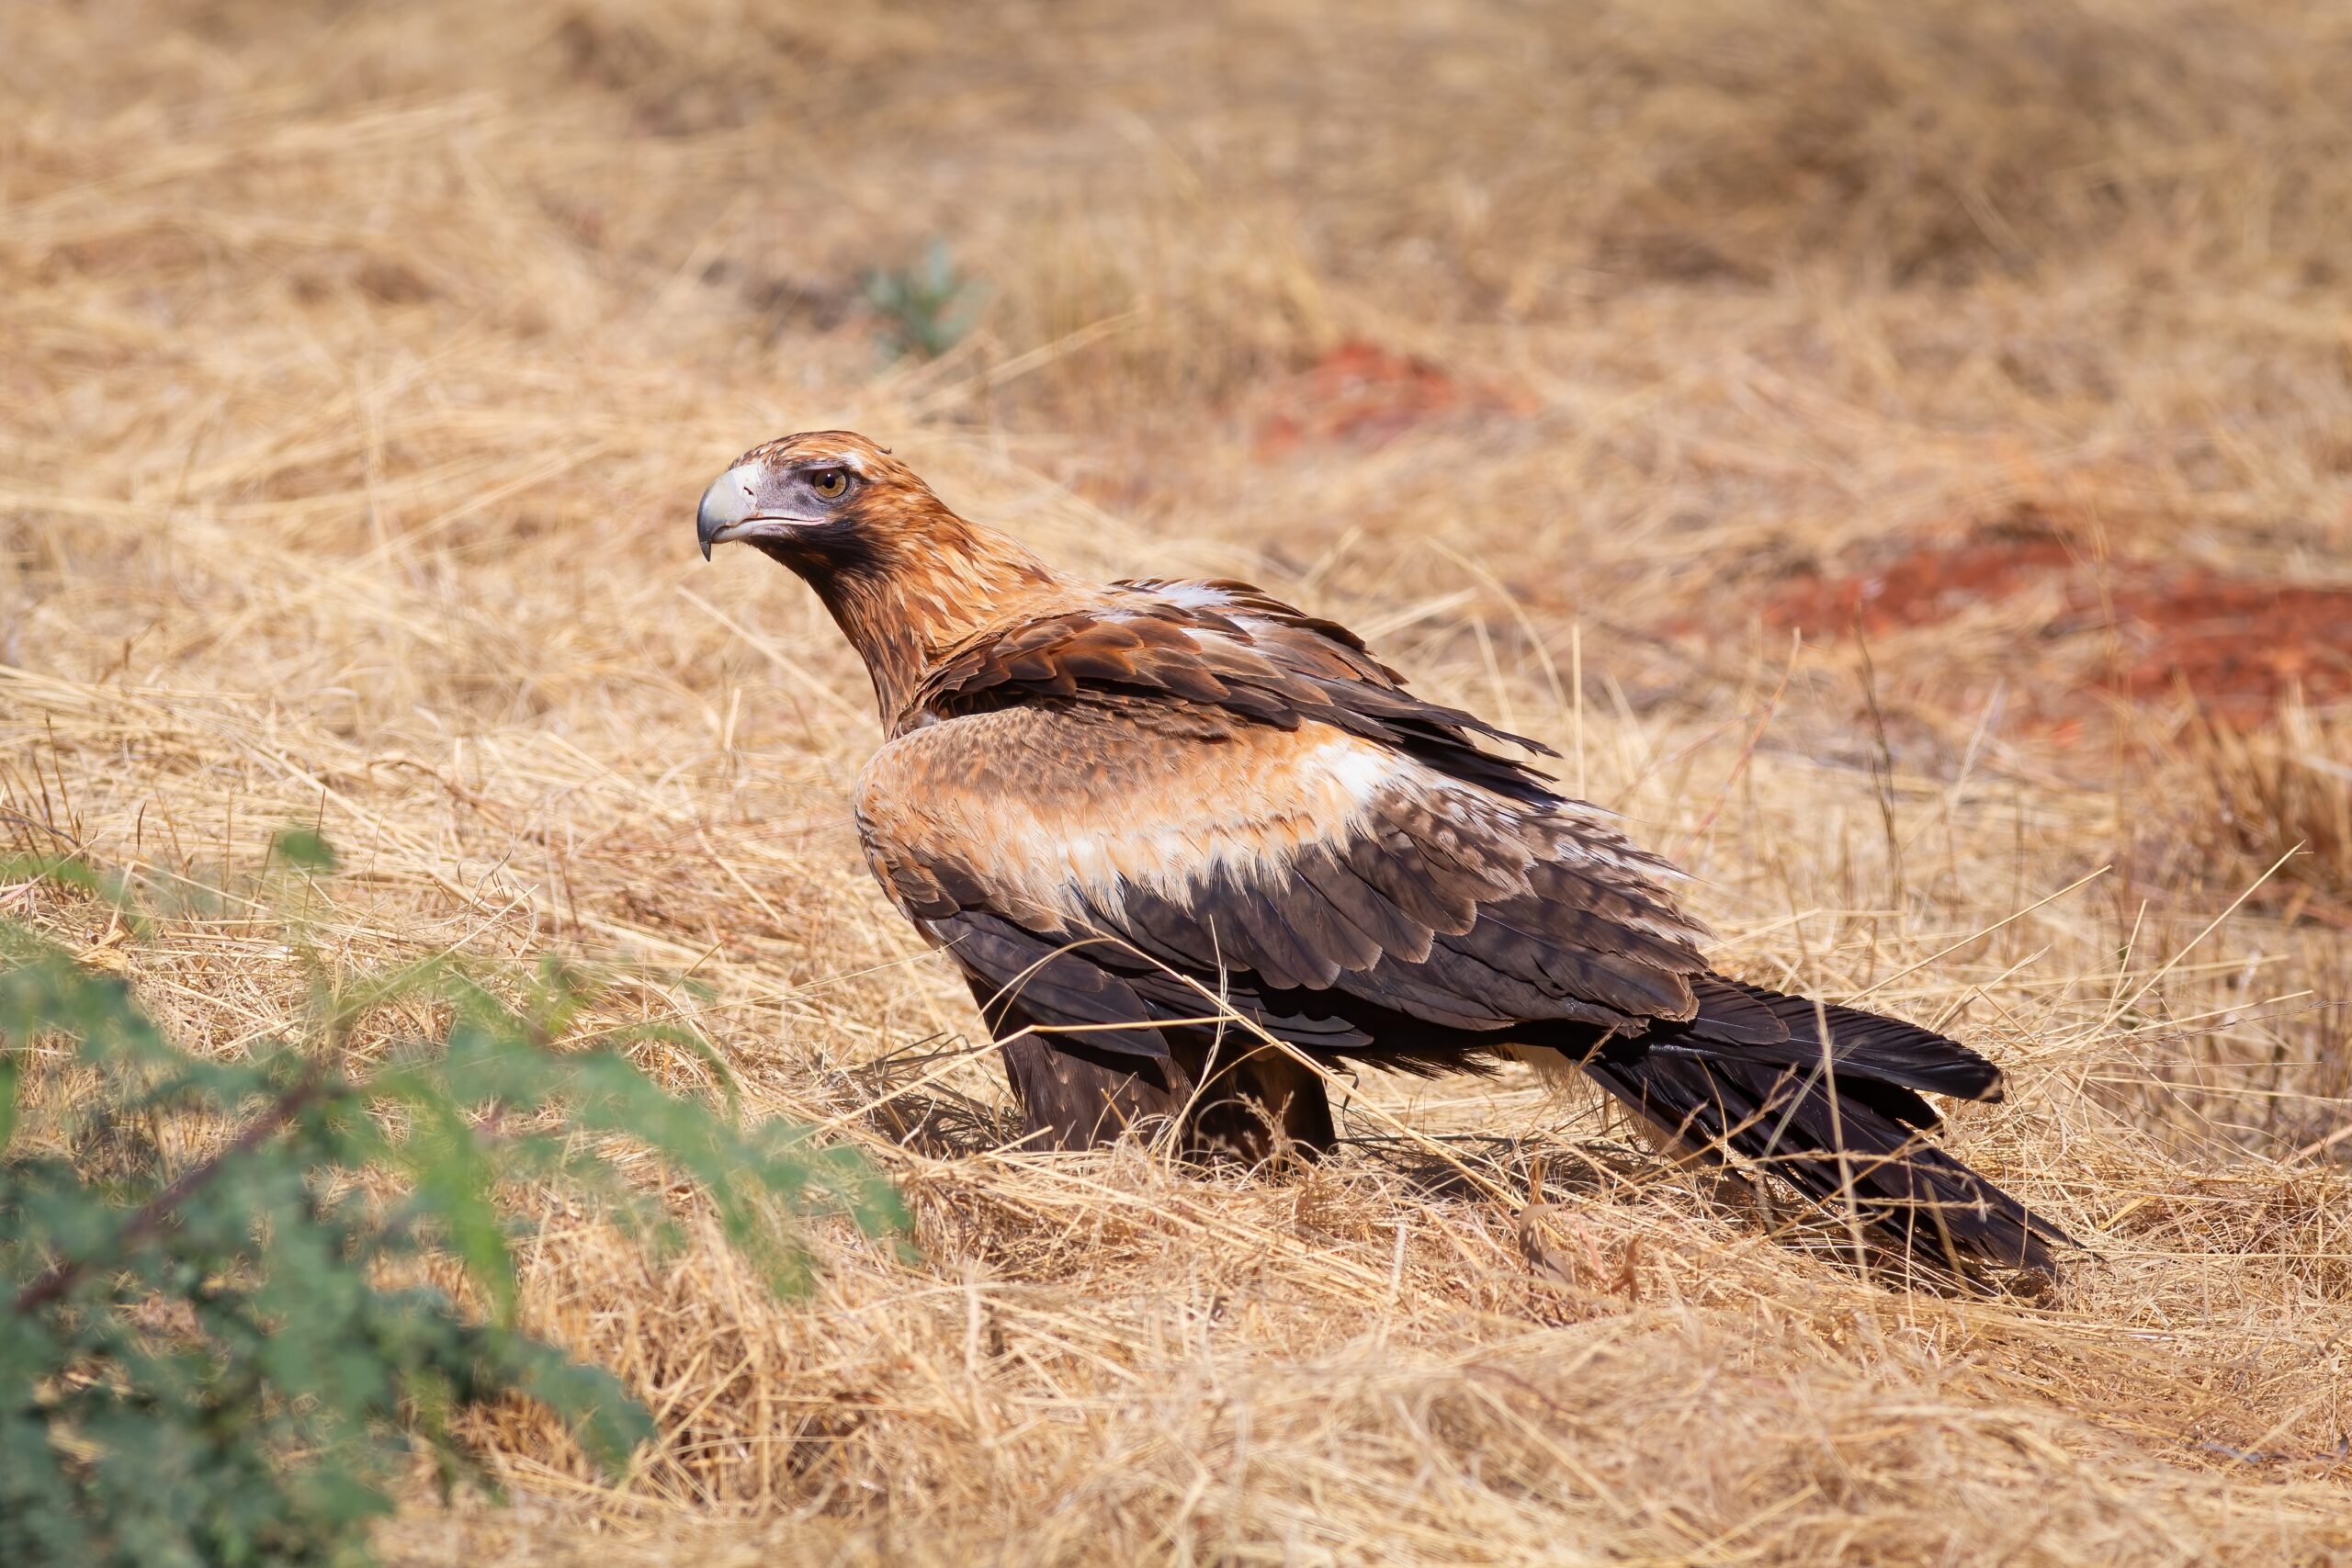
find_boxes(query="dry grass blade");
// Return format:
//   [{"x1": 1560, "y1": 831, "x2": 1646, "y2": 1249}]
[{"x1": 2187, "y1": 701, "x2": 2352, "y2": 922}]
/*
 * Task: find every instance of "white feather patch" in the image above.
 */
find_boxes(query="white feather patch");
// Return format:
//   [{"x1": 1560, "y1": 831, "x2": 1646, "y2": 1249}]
[
  {"x1": 1142, "y1": 581, "x2": 1238, "y2": 612},
  {"x1": 1023, "y1": 735, "x2": 1415, "y2": 916}
]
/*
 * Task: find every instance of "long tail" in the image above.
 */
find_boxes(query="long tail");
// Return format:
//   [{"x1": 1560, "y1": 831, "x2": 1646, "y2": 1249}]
[{"x1": 1567, "y1": 976, "x2": 2071, "y2": 1273}]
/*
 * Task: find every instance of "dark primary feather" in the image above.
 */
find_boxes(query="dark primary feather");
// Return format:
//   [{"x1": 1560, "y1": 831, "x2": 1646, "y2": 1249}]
[
  {"x1": 1580, "y1": 1044, "x2": 2067, "y2": 1273},
  {"x1": 1676, "y1": 976, "x2": 2005, "y2": 1102},
  {"x1": 941, "y1": 887, "x2": 2067, "y2": 1271}
]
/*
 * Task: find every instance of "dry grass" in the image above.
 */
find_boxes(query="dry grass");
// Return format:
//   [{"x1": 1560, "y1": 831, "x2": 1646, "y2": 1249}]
[
  {"x1": 2183, "y1": 702, "x2": 2352, "y2": 922},
  {"x1": 7, "y1": 1, "x2": 2352, "y2": 1562}
]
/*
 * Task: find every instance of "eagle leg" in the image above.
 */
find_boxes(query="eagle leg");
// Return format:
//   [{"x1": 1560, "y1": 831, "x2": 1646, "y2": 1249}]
[
  {"x1": 972, "y1": 981, "x2": 1337, "y2": 1161},
  {"x1": 971, "y1": 980, "x2": 1190, "y2": 1150},
  {"x1": 1176, "y1": 1039, "x2": 1337, "y2": 1165}
]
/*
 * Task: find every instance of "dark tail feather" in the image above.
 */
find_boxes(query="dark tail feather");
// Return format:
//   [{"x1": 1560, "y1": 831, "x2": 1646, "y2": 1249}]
[
  {"x1": 1574, "y1": 986, "x2": 2070, "y2": 1273},
  {"x1": 1677, "y1": 976, "x2": 2005, "y2": 1105}
]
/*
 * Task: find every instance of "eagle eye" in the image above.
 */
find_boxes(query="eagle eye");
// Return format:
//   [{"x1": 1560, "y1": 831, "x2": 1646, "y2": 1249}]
[{"x1": 808, "y1": 468, "x2": 851, "y2": 501}]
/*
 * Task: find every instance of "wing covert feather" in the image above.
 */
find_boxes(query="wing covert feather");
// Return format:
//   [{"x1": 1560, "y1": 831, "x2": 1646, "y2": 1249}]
[
  {"x1": 906, "y1": 583, "x2": 1559, "y2": 801},
  {"x1": 855, "y1": 696, "x2": 1712, "y2": 1041}
]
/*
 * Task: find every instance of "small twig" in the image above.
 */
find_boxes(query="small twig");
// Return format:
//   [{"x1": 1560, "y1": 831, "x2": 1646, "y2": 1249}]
[
  {"x1": 1853, "y1": 622, "x2": 1905, "y2": 907},
  {"x1": 1679, "y1": 629, "x2": 1798, "y2": 863},
  {"x1": 1846, "y1": 864, "x2": 2109, "y2": 1003},
  {"x1": 13, "y1": 1071, "x2": 330, "y2": 1315}
]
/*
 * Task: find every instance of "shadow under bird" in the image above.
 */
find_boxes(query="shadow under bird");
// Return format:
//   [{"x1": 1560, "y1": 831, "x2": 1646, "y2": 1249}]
[{"x1": 696, "y1": 431, "x2": 2071, "y2": 1274}]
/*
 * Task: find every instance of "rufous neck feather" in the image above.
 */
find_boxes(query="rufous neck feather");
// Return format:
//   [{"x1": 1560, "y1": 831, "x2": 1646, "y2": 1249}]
[{"x1": 805, "y1": 505, "x2": 1063, "y2": 727}]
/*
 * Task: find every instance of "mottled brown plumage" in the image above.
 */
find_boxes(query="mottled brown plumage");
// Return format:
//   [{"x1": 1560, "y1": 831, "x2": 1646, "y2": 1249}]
[{"x1": 697, "y1": 432, "x2": 2070, "y2": 1273}]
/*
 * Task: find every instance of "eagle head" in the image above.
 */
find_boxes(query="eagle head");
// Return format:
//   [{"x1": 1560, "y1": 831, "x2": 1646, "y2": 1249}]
[
  {"x1": 695, "y1": 430, "x2": 1061, "y2": 721},
  {"x1": 695, "y1": 430, "x2": 946, "y2": 572}
]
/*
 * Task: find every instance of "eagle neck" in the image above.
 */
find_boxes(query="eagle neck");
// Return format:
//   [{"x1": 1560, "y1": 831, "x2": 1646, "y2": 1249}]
[{"x1": 810, "y1": 518, "x2": 1063, "y2": 728}]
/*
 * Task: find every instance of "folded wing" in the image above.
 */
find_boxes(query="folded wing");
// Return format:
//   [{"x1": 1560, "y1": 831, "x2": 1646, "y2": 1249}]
[{"x1": 863, "y1": 582, "x2": 1735, "y2": 1060}]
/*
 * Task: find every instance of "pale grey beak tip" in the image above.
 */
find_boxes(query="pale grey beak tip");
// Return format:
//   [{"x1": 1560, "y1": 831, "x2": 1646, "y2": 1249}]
[{"x1": 695, "y1": 464, "x2": 759, "y2": 560}]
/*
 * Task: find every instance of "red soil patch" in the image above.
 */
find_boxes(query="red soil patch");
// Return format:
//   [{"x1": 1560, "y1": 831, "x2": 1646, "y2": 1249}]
[
  {"x1": 2095, "y1": 577, "x2": 2352, "y2": 717},
  {"x1": 1767, "y1": 536, "x2": 2083, "y2": 640},
  {"x1": 1252, "y1": 340, "x2": 1531, "y2": 455},
  {"x1": 1768, "y1": 529, "x2": 2352, "y2": 722}
]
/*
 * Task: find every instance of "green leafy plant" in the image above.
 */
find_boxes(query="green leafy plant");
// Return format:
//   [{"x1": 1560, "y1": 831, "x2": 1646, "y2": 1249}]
[
  {"x1": 0, "y1": 840, "x2": 906, "y2": 1567},
  {"x1": 864, "y1": 239, "x2": 984, "y2": 360}
]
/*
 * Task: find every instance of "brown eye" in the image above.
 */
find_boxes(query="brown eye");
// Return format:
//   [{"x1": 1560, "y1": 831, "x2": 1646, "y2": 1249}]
[{"x1": 809, "y1": 468, "x2": 849, "y2": 500}]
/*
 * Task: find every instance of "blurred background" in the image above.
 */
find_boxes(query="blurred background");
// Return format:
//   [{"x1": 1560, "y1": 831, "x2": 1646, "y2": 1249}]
[
  {"x1": 8, "y1": 2, "x2": 2352, "y2": 1561},
  {"x1": 13, "y1": 1, "x2": 2352, "y2": 763}
]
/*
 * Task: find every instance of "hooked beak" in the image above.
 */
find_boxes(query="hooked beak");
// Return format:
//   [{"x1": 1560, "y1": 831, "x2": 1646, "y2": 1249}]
[{"x1": 695, "y1": 463, "x2": 810, "y2": 560}]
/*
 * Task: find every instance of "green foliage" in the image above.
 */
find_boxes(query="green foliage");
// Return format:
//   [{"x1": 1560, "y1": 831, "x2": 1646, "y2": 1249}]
[
  {"x1": 269, "y1": 830, "x2": 337, "y2": 875},
  {"x1": 0, "y1": 842, "x2": 907, "y2": 1567},
  {"x1": 864, "y1": 239, "x2": 984, "y2": 360}
]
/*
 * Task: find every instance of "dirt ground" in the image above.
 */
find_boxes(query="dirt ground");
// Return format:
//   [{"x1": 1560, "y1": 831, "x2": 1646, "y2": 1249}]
[{"x1": 7, "y1": 2, "x2": 2352, "y2": 1562}]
